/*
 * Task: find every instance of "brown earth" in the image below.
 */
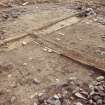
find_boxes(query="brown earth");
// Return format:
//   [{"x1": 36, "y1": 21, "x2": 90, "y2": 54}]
[{"x1": 0, "y1": 0, "x2": 105, "y2": 105}]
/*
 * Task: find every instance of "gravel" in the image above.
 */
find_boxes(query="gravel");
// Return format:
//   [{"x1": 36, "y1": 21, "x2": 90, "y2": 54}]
[{"x1": 36, "y1": 75, "x2": 105, "y2": 105}]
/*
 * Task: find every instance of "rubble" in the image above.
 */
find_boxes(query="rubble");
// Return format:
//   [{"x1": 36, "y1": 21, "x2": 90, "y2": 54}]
[{"x1": 36, "y1": 76, "x2": 105, "y2": 105}]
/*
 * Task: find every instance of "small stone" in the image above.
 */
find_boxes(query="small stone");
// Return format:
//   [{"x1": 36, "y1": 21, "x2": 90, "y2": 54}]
[
  {"x1": 34, "y1": 102, "x2": 37, "y2": 105},
  {"x1": 69, "y1": 77, "x2": 77, "y2": 81},
  {"x1": 23, "y1": 63, "x2": 27, "y2": 66},
  {"x1": 43, "y1": 48, "x2": 47, "y2": 51},
  {"x1": 30, "y1": 92, "x2": 38, "y2": 99},
  {"x1": 79, "y1": 38, "x2": 82, "y2": 41},
  {"x1": 62, "y1": 99, "x2": 70, "y2": 105},
  {"x1": 22, "y1": 2, "x2": 29, "y2": 6},
  {"x1": 53, "y1": 94, "x2": 59, "y2": 99},
  {"x1": 89, "y1": 99, "x2": 93, "y2": 104},
  {"x1": 48, "y1": 49, "x2": 53, "y2": 53},
  {"x1": 86, "y1": 21, "x2": 90, "y2": 24},
  {"x1": 29, "y1": 57, "x2": 33, "y2": 60},
  {"x1": 75, "y1": 92, "x2": 86, "y2": 100},
  {"x1": 47, "y1": 98, "x2": 61, "y2": 105},
  {"x1": 56, "y1": 38, "x2": 61, "y2": 41},
  {"x1": 8, "y1": 74, "x2": 12, "y2": 78},
  {"x1": 97, "y1": 99, "x2": 103, "y2": 105},
  {"x1": 56, "y1": 78, "x2": 60, "y2": 82},
  {"x1": 93, "y1": 95, "x2": 101, "y2": 101},
  {"x1": 58, "y1": 32, "x2": 65, "y2": 36},
  {"x1": 11, "y1": 81, "x2": 17, "y2": 88},
  {"x1": 96, "y1": 76, "x2": 105, "y2": 82},
  {"x1": 95, "y1": 85, "x2": 104, "y2": 91},
  {"x1": 80, "y1": 91, "x2": 88, "y2": 97},
  {"x1": 33, "y1": 78, "x2": 40, "y2": 85},
  {"x1": 89, "y1": 84, "x2": 94, "y2": 90},
  {"x1": 36, "y1": 6, "x2": 39, "y2": 9},
  {"x1": 94, "y1": 18, "x2": 98, "y2": 22},
  {"x1": 38, "y1": 94, "x2": 48, "y2": 103},
  {"x1": 90, "y1": 90, "x2": 95, "y2": 96},
  {"x1": 75, "y1": 102, "x2": 83, "y2": 105},
  {"x1": 22, "y1": 41, "x2": 27, "y2": 46},
  {"x1": 11, "y1": 96, "x2": 16, "y2": 103},
  {"x1": 38, "y1": 92, "x2": 44, "y2": 97}
]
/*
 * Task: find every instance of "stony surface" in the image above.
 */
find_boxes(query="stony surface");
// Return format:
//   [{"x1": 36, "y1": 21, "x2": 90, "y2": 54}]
[{"x1": 36, "y1": 76, "x2": 105, "y2": 105}]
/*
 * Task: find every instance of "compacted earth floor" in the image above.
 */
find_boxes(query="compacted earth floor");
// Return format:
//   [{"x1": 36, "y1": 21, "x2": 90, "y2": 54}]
[{"x1": 0, "y1": 1, "x2": 105, "y2": 105}]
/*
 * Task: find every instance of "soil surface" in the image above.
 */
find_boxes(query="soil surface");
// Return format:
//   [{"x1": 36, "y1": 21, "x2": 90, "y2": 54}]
[{"x1": 0, "y1": 0, "x2": 105, "y2": 105}]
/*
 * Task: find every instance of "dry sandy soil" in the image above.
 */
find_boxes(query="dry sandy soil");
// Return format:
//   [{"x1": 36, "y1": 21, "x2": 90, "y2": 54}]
[{"x1": 0, "y1": 0, "x2": 105, "y2": 105}]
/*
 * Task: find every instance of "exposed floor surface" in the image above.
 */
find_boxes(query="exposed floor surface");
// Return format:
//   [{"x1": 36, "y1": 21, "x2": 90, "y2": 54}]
[{"x1": 0, "y1": 2, "x2": 105, "y2": 105}]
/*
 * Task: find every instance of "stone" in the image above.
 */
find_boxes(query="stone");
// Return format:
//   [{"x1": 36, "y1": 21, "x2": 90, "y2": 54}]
[
  {"x1": 56, "y1": 78, "x2": 60, "y2": 82},
  {"x1": 75, "y1": 102, "x2": 83, "y2": 105},
  {"x1": 53, "y1": 94, "x2": 59, "y2": 99},
  {"x1": 96, "y1": 76, "x2": 105, "y2": 82},
  {"x1": 11, "y1": 96, "x2": 16, "y2": 103},
  {"x1": 93, "y1": 95, "x2": 101, "y2": 101},
  {"x1": 33, "y1": 78, "x2": 40, "y2": 85},
  {"x1": 56, "y1": 38, "x2": 61, "y2": 41},
  {"x1": 22, "y1": 41, "x2": 27, "y2": 46},
  {"x1": 48, "y1": 48, "x2": 53, "y2": 53},
  {"x1": 34, "y1": 102, "x2": 37, "y2": 105},
  {"x1": 43, "y1": 48, "x2": 47, "y2": 51},
  {"x1": 89, "y1": 99, "x2": 93, "y2": 104},
  {"x1": 75, "y1": 92, "x2": 86, "y2": 100},
  {"x1": 10, "y1": 81, "x2": 17, "y2": 88},
  {"x1": 23, "y1": 63, "x2": 27, "y2": 66},
  {"x1": 22, "y1": 2, "x2": 29, "y2": 6},
  {"x1": 8, "y1": 74, "x2": 12, "y2": 78},
  {"x1": 97, "y1": 99, "x2": 103, "y2": 105},
  {"x1": 47, "y1": 97, "x2": 61, "y2": 105}
]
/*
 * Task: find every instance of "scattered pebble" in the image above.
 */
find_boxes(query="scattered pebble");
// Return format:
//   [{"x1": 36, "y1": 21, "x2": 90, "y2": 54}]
[
  {"x1": 34, "y1": 102, "x2": 37, "y2": 105},
  {"x1": 36, "y1": 6, "x2": 39, "y2": 9},
  {"x1": 55, "y1": 78, "x2": 60, "y2": 82},
  {"x1": 29, "y1": 57, "x2": 33, "y2": 60},
  {"x1": 22, "y1": 2, "x2": 29, "y2": 6},
  {"x1": 38, "y1": 92, "x2": 44, "y2": 97},
  {"x1": 32, "y1": 78, "x2": 40, "y2": 85},
  {"x1": 75, "y1": 102, "x2": 83, "y2": 105},
  {"x1": 8, "y1": 74, "x2": 12, "y2": 78},
  {"x1": 10, "y1": 81, "x2": 17, "y2": 88},
  {"x1": 11, "y1": 96, "x2": 16, "y2": 103},
  {"x1": 96, "y1": 76, "x2": 105, "y2": 81},
  {"x1": 56, "y1": 38, "x2": 61, "y2": 41},
  {"x1": 43, "y1": 47, "x2": 53, "y2": 53},
  {"x1": 53, "y1": 94, "x2": 59, "y2": 99},
  {"x1": 23, "y1": 63, "x2": 27, "y2": 66},
  {"x1": 22, "y1": 41, "x2": 27, "y2": 46},
  {"x1": 74, "y1": 92, "x2": 86, "y2": 100},
  {"x1": 43, "y1": 48, "x2": 47, "y2": 51},
  {"x1": 86, "y1": 21, "x2": 90, "y2": 24},
  {"x1": 30, "y1": 92, "x2": 38, "y2": 99},
  {"x1": 48, "y1": 48, "x2": 53, "y2": 53},
  {"x1": 58, "y1": 32, "x2": 65, "y2": 36}
]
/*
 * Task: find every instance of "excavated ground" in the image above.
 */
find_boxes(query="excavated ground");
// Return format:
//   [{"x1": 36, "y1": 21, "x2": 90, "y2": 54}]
[{"x1": 0, "y1": 1, "x2": 105, "y2": 105}]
